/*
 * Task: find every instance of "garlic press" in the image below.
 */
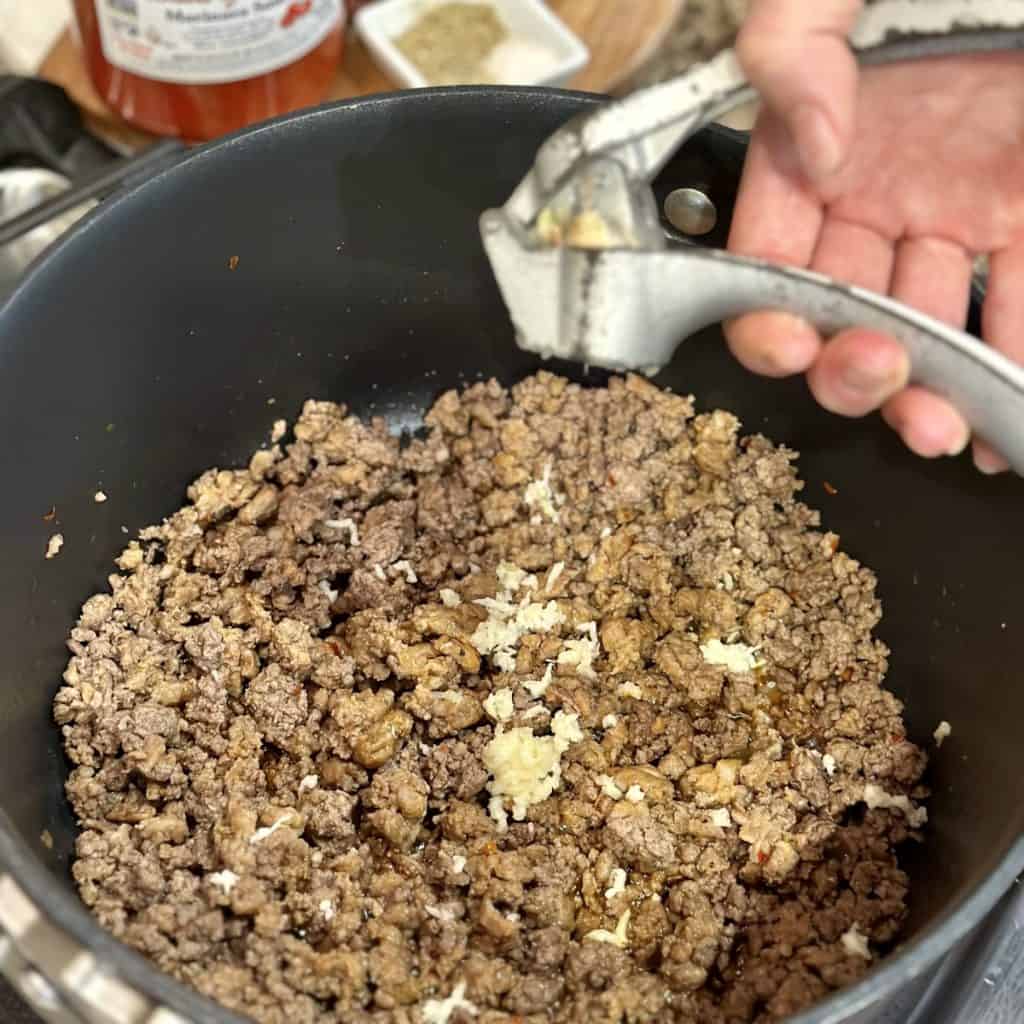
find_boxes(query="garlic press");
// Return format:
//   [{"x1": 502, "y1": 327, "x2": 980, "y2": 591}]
[{"x1": 481, "y1": 0, "x2": 1024, "y2": 474}]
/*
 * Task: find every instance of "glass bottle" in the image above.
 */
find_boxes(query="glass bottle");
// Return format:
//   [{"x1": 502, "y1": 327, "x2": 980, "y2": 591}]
[{"x1": 72, "y1": 0, "x2": 346, "y2": 141}]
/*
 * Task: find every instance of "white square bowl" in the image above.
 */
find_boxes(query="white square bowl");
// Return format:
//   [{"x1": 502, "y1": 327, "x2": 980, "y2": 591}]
[{"x1": 354, "y1": 0, "x2": 590, "y2": 89}]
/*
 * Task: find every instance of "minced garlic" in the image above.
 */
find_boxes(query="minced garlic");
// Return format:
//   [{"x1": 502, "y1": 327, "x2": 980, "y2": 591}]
[
  {"x1": 496, "y1": 561, "x2": 533, "y2": 592},
  {"x1": 545, "y1": 561, "x2": 565, "y2": 591},
  {"x1": 250, "y1": 812, "x2": 297, "y2": 844},
  {"x1": 209, "y1": 869, "x2": 238, "y2": 895},
  {"x1": 558, "y1": 621, "x2": 599, "y2": 680},
  {"x1": 483, "y1": 687, "x2": 515, "y2": 723},
  {"x1": 323, "y1": 517, "x2": 359, "y2": 546},
  {"x1": 840, "y1": 924, "x2": 872, "y2": 960},
  {"x1": 700, "y1": 638, "x2": 761, "y2": 673},
  {"x1": 596, "y1": 774, "x2": 624, "y2": 800},
  {"x1": 863, "y1": 784, "x2": 927, "y2": 828},
  {"x1": 471, "y1": 565, "x2": 564, "y2": 673},
  {"x1": 604, "y1": 868, "x2": 627, "y2": 901},
  {"x1": 524, "y1": 463, "x2": 561, "y2": 523},
  {"x1": 421, "y1": 979, "x2": 478, "y2": 1024},
  {"x1": 483, "y1": 710, "x2": 583, "y2": 828},
  {"x1": 585, "y1": 909, "x2": 631, "y2": 948},
  {"x1": 523, "y1": 663, "x2": 553, "y2": 699},
  {"x1": 393, "y1": 559, "x2": 418, "y2": 584}
]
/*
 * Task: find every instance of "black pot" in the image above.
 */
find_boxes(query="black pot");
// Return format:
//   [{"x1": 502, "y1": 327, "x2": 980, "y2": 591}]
[{"x1": 0, "y1": 88, "x2": 1021, "y2": 1024}]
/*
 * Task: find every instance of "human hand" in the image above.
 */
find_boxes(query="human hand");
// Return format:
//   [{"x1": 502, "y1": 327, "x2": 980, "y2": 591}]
[{"x1": 727, "y1": 0, "x2": 1024, "y2": 473}]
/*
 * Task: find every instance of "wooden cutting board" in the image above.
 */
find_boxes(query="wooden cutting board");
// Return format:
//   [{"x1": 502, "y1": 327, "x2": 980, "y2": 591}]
[{"x1": 39, "y1": 1, "x2": 685, "y2": 151}]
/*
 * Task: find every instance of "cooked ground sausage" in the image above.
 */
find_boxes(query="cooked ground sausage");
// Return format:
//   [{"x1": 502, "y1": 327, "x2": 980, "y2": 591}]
[{"x1": 56, "y1": 373, "x2": 927, "y2": 1024}]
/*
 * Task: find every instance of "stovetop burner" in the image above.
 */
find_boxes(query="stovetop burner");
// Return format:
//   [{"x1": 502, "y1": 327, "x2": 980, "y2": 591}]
[
  {"x1": 0, "y1": 74, "x2": 115, "y2": 299},
  {"x1": 0, "y1": 72, "x2": 1021, "y2": 1024}
]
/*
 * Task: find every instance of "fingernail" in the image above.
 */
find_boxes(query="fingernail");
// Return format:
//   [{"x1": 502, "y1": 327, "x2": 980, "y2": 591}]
[
  {"x1": 792, "y1": 103, "x2": 843, "y2": 181},
  {"x1": 974, "y1": 449, "x2": 1009, "y2": 475},
  {"x1": 725, "y1": 314, "x2": 818, "y2": 378},
  {"x1": 946, "y1": 425, "x2": 971, "y2": 458},
  {"x1": 840, "y1": 362, "x2": 902, "y2": 398}
]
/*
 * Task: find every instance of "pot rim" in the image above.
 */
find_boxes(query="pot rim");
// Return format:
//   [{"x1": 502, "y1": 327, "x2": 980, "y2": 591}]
[{"x1": 1, "y1": 87, "x2": 1021, "y2": 1024}]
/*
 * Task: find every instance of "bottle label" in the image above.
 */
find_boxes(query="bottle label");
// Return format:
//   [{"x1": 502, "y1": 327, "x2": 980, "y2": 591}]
[{"x1": 93, "y1": 0, "x2": 344, "y2": 85}]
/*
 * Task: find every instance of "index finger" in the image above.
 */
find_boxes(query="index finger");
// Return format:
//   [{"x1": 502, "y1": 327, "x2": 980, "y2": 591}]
[
  {"x1": 725, "y1": 115, "x2": 827, "y2": 377},
  {"x1": 728, "y1": 112, "x2": 824, "y2": 266}
]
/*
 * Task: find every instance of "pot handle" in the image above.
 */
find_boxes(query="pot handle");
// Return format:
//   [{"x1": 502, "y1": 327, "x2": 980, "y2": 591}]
[
  {"x1": 0, "y1": 870, "x2": 190, "y2": 1023},
  {"x1": 0, "y1": 140, "x2": 185, "y2": 249}
]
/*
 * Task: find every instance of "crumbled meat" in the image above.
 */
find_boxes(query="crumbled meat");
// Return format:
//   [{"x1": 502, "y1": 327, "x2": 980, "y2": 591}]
[{"x1": 57, "y1": 373, "x2": 927, "y2": 1024}]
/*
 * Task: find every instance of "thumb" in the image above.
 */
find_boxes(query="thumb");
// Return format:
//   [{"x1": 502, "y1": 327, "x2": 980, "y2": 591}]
[{"x1": 736, "y1": 0, "x2": 863, "y2": 182}]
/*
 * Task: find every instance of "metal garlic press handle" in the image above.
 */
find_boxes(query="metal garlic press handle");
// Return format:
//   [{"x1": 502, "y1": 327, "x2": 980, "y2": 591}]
[
  {"x1": 484, "y1": 0, "x2": 1024, "y2": 474},
  {"x1": 578, "y1": 249, "x2": 1024, "y2": 475}
]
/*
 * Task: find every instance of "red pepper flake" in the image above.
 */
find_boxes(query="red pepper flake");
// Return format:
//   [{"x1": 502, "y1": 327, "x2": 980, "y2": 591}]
[
  {"x1": 890, "y1": 734, "x2": 904, "y2": 744},
  {"x1": 228, "y1": 255, "x2": 240, "y2": 271},
  {"x1": 42, "y1": 506, "x2": 56, "y2": 522},
  {"x1": 829, "y1": 536, "x2": 840, "y2": 554},
  {"x1": 823, "y1": 481, "x2": 838, "y2": 496},
  {"x1": 757, "y1": 850, "x2": 769, "y2": 864},
  {"x1": 326, "y1": 640, "x2": 342, "y2": 657},
  {"x1": 607, "y1": 472, "x2": 617, "y2": 485}
]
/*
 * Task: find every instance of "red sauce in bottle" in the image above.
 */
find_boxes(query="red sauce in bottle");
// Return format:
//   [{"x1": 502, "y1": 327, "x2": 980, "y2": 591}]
[{"x1": 72, "y1": 0, "x2": 346, "y2": 141}]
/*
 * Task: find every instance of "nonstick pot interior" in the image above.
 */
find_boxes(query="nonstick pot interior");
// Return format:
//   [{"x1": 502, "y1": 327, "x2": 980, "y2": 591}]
[{"x1": 0, "y1": 88, "x2": 1022, "y2": 1024}]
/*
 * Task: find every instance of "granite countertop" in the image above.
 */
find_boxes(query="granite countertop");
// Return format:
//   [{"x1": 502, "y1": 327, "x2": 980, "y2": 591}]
[
  {"x1": 629, "y1": 0, "x2": 749, "y2": 87},
  {"x1": 624, "y1": 0, "x2": 757, "y2": 128}
]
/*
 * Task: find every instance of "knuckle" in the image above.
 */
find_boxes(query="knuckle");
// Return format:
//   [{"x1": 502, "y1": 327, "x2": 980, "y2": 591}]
[{"x1": 734, "y1": 30, "x2": 775, "y2": 80}]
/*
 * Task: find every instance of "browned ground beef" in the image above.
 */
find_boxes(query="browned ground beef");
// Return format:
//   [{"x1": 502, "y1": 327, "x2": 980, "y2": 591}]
[{"x1": 55, "y1": 373, "x2": 928, "y2": 1024}]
